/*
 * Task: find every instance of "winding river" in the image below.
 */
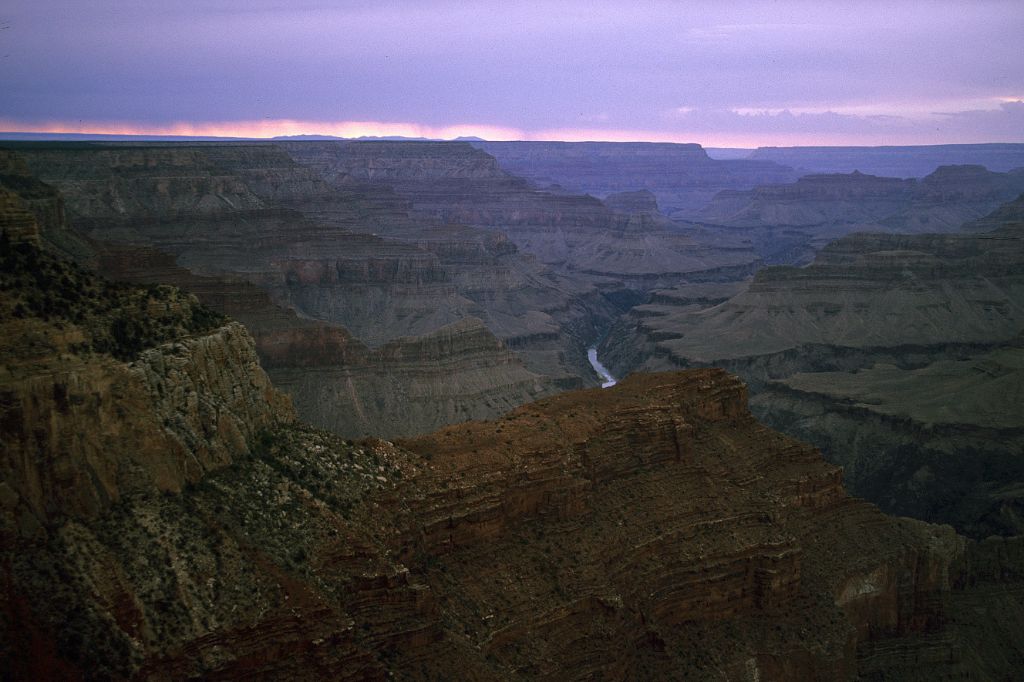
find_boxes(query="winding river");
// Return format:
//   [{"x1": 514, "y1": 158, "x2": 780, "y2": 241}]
[{"x1": 587, "y1": 346, "x2": 617, "y2": 388}]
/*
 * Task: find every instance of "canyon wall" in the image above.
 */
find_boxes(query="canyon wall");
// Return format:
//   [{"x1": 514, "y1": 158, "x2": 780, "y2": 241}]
[
  {"x1": 750, "y1": 142, "x2": 1024, "y2": 178},
  {"x1": 603, "y1": 195, "x2": 1024, "y2": 537},
  {"x1": 3, "y1": 311, "x2": 1021, "y2": 677},
  {"x1": 281, "y1": 140, "x2": 763, "y2": 291},
  {"x1": 3, "y1": 226, "x2": 1023, "y2": 678},
  {"x1": 2, "y1": 142, "x2": 582, "y2": 436},
  {"x1": 475, "y1": 140, "x2": 799, "y2": 216},
  {"x1": 694, "y1": 165, "x2": 1024, "y2": 264}
]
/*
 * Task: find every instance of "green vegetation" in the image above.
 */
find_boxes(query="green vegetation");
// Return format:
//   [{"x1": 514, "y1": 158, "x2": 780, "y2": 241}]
[{"x1": 0, "y1": 235, "x2": 226, "y2": 360}]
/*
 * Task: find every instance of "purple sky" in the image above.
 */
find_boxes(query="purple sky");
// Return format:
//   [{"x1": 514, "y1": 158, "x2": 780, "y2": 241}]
[{"x1": 2, "y1": 0, "x2": 1023, "y2": 146}]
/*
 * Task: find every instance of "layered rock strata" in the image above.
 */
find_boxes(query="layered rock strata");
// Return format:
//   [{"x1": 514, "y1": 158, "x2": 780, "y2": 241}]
[
  {"x1": 281, "y1": 140, "x2": 762, "y2": 289},
  {"x1": 604, "y1": 196, "x2": 1024, "y2": 536},
  {"x1": 4, "y1": 312, "x2": 1023, "y2": 679},
  {"x1": 0, "y1": 238, "x2": 293, "y2": 536},
  {"x1": 753, "y1": 342, "x2": 1024, "y2": 538},
  {"x1": 750, "y1": 142, "x2": 1024, "y2": 178},
  {"x1": 2, "y1": 142, "x2": 578, "y2": 434},
  {"x1": 91, "y1": 241, "x2": 558, "y2": 438},
  {"x1": 0, "y1": 149, "x2": 91, "y2": 260},
  {"x1": 695, "y1": 165, "x2": 1024, "y2": 264},
  {"x1": 269, "y1": 317, "x2": 554, "y2": 438},
  {"x1": 474, "y1": 140, "x2": 799, "y2": 216}
]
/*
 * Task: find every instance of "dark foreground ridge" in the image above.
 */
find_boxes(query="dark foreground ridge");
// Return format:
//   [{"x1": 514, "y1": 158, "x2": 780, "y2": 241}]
[{"x1": 2, "y1": 241, "x2": 1023, "y2": 678}]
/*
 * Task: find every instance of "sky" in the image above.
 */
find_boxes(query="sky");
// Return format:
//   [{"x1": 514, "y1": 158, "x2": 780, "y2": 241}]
[{"x1": 1, "y1": 0, "x2": 1023, "y2": 147}]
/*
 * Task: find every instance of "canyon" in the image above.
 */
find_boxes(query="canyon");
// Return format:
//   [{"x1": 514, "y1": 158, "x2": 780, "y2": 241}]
[
  {"x1": 2, "y1": 143, "x2": 591, "y2": 437},
  {"x1": 2, "y1": 234, "x2": 1022, "y2": 678},
  {"x1": 603, "y1": 194, "x2": 1024, "y2": 538},
  {"x1": 3, "y1": 137, "x2": 1024, "y2": 678},
  {"x1": 0, "y1": 139, "x2": 780, "y2": 437},
  {"x1": 694, "y1": 164, "x2": 1024, "y2": 264}
]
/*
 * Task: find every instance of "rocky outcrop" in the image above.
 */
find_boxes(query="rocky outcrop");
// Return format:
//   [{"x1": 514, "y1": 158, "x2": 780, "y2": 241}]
[
  {"x1": 269, "y1": 317, "x2": 558, "y2": 438},
  {"x1": 752, "y1": 343, "x2": 1024, "y2": 538},
  {"x1": 4, "y1": 350, "x2": 1023, "y2": 679},
  {"x1": 615, "y1": 212, "x2": 1024, "y2": 367},
  {"x1": 750, "y1": 142, "x2": 1024, "y2": 178},
  {"x1": 90, "y1": 241, "x2": 562, "y2": 437},
  {"x1": 0, "y1": 240, "x2": 293, "y2": 537},
  {"x1": 4, "y1": 142, "x2": 598, "y2": 433},
  {"x1": 0, "y1": 149, "x2": 92, "y2": 261},
  {"x1": 693, "y1": 165, "x2": 1024, "y2": 265},
  {"x1": 604, "y1": 196, "x2": 1024, "y2": 537},
  {"x1": 475, "y1": 140, "x2": 799, "y2": 216},
  {"x1": 603, "y1": 189, "x2": 661, "y2": 215},
  {"x1": 282, "y1": 140, "x2": 763, "y2": 288},
  {"x1": 0, "y1": 187, "x2": 41, "y2": 246}
]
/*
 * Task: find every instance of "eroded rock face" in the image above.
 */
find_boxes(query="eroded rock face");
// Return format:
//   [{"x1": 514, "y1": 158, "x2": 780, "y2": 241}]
[
  {"x1": 281, "y1": 140, "x2": 762, "y2": 288},
  {"x1": 603, "y1": 189, "x2": 661, "y2": 215},
  {"x1": 4, "y1": 353, "x2": 1023, "y2": 679},
  {"x1": 3, "y1": 142, "x2": 584, "y2": 434},
  {"x1": 610, "y1": 201, "x2": 1024, "y2": 368},
  {"x1": 751, "y1": 341, "x2": 1024, "y2": 538},
  {"x1": 604, "y1": 195, "x2": 1024, "y2": 537},
  {"x1": 694, "y1": 166, "x2": 1024, "y2": 264},
  {"x1": 0, "y1": 241, "x2": 294, "y2": 536},
  {"x1": 475, "y1": 140, "x2": 799, "y2": 216},
  {"x1": 750, "y1": 142, "x2": 1024, "y2": 178},
  {"x1": 269, "y1": 317, "x2": 555, "y2": 438},
  {"x1": 0, "y1": 150, "x2": 91, "y2": 261},
  {"x1": 0, "y1": 243, "x2": 1019, "y2": 676}
]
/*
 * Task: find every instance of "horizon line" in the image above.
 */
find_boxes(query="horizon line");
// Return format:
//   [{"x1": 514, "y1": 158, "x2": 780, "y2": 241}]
[
  {"x1": 5, "y1": 131, "x2": 1024, "y2": 151},
  {"x1": 2, "y1": 118, "x2": 1023, "y2": 149}
]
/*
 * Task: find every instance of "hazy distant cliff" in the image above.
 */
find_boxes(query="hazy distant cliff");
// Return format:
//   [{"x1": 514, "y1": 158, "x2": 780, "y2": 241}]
[
  {"x1": 750, "y1": 142, "x2": 1024, "y2": 178},
  {"x1": 475, "y1": 140, "x2": 799, "y2": 216},
  {"x1": 689, "y1": 164, "x2": 1024, "y2": 265},
  {"x1": 283, "y1": 140, "x2": 763, "y2": 288}
]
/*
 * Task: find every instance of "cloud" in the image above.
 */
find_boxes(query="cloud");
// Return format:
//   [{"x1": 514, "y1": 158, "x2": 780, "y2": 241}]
[{"x1": 1, "y1": 1, "x2": 1022, "y2": 145}]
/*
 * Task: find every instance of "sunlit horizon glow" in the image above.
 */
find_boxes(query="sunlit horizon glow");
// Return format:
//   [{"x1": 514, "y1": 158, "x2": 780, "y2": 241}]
[
  {"x1": 2, "y1": 1, "x2": 1022, "y2": 147},
  {"x1": 4, "y1": 111, "x2": 1023, "y2": 149}
]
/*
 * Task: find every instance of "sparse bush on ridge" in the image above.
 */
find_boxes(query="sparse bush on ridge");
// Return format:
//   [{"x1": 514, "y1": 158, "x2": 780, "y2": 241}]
[{"x1": 0, "y1": 234, "x2": 227, "y2": 360}]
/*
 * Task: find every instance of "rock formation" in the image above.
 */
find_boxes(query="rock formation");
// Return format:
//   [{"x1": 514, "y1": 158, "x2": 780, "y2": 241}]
[
  {"x1": 604, "y1": 195, "x2": 1024, "y2": 537},
  {"x1": 3, "y1": 265, "x2": 1022, "y2": 677},
  {"x1": 695, "y1": 165, "x2": 1024, "y2": 264},
  {"x1": 2, "y1": 142, "x2": 580, "y2": 435},
  {"x1": 755, "y1": 341, "x2": 1024, "y2": 537},
  {"x1": 0, "y1": 236, "x2": 292, "y2": 534},
  {"x1": 474, "y1": 140, "x2": 799, "y2": 216},
  {"x1": 0, "y1": 149, "x2": 92, "y2": 261},
  {"x1": 750, "y1": 142, "x2": 1024, "y2": 178},
  {"x1": 281, "y1": 140, "x2": 763, "y2": 290},
  {"x1": 602, "y1": 189, "x2": 662, "y2": 215},
  {"x1": 3, "y1": 210, "x2": 1024, "y2": 678},
  {"x1": 269, "y1": 317, "x2": 554, "y2": 438}
]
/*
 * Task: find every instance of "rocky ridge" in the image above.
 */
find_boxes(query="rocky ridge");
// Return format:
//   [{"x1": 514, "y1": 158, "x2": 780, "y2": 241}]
[
  {"x1": 2, "y1": 230, "x2": 1023, "y2": 678},
  {"x1": 281, "y1": 140, "x2": 762, "y2": 289},
  {"x1": 603, "y1": 195, "x2": 1024, "y2": 537},
  {"x1": 474, "y1": 140, "x2": 799, "y2": 216},
  {"x1": 3, "y1": 142, "x2": 578, "y2": 436},
  {"x1": 4, "y1": 290, "x2": 1024, "y2": 678},
  {"x1": 750, "y1": 142, "x2": 1024, "y2": 178},
  {"x1": 0, "y1": 235, "x2": 293, "y2": 537},
  {"x1": 694, "y1": 165, "x2": 1024, "y2": 264}
]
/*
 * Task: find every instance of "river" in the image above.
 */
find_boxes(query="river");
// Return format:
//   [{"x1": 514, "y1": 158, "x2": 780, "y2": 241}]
[{"x1": 587, "y1": 346, "x2": 617, "y2": 388}]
